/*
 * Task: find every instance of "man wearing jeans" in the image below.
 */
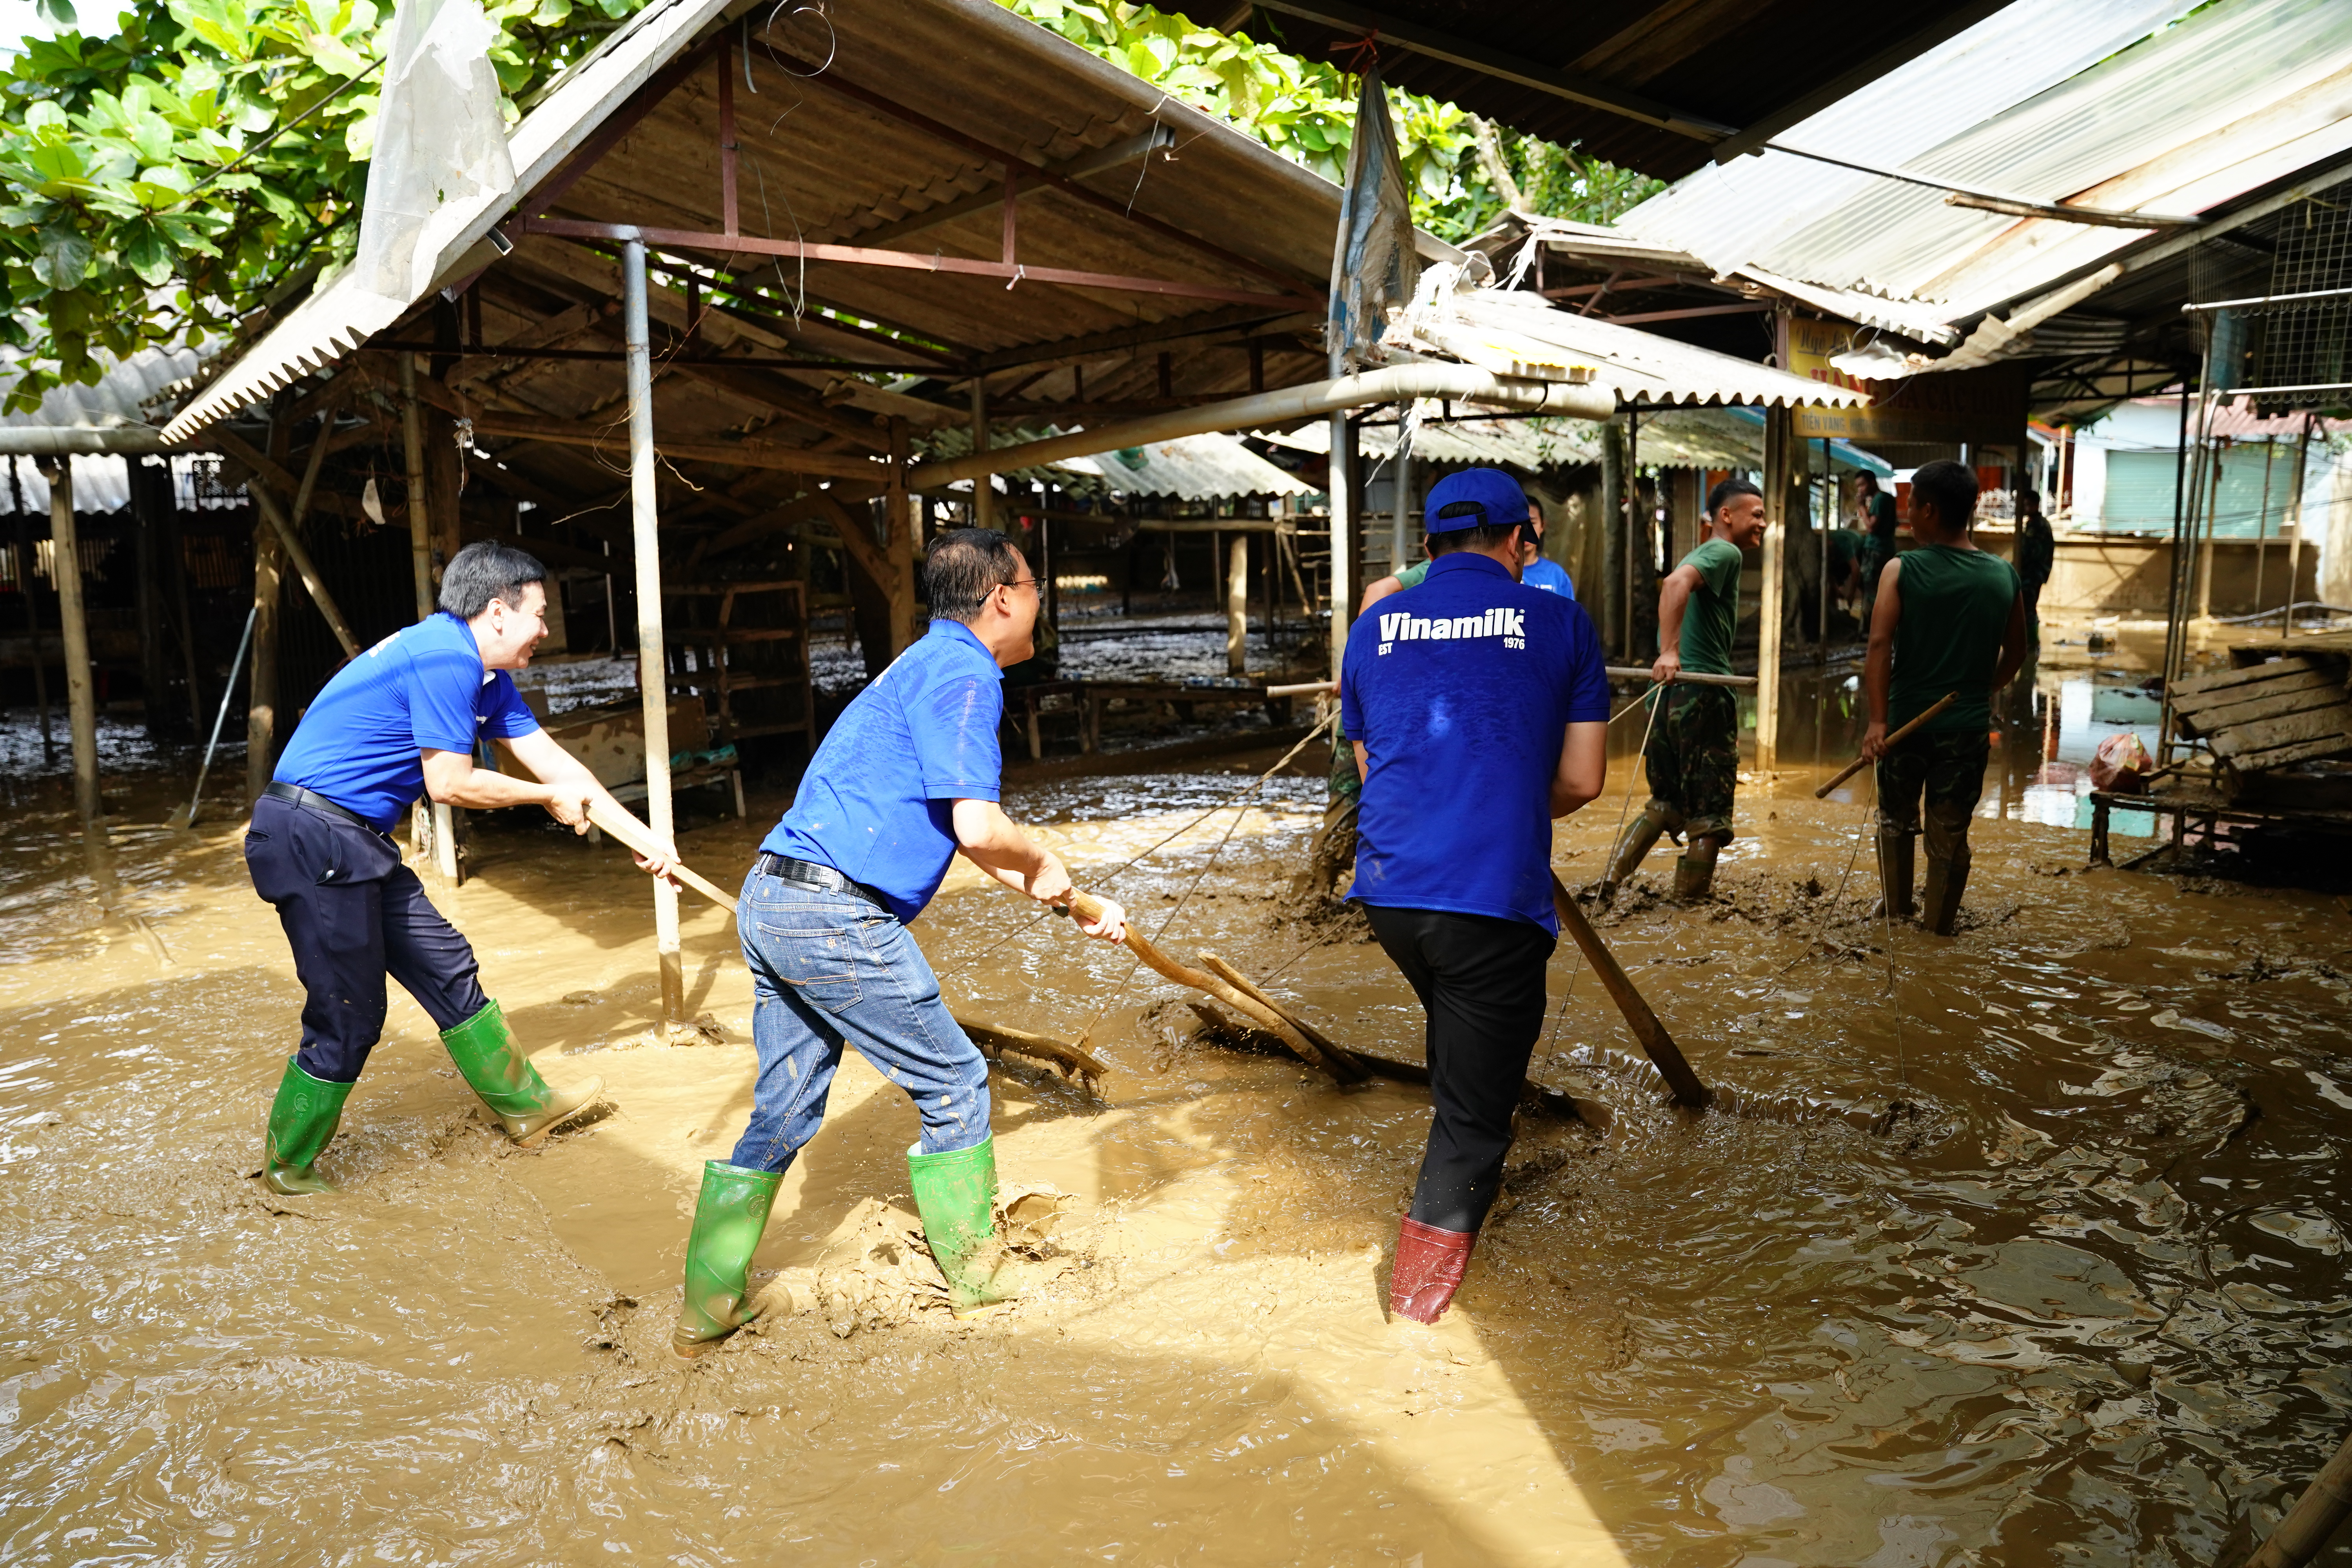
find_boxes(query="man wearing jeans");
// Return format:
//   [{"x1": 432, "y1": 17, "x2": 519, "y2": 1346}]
[
  {"x1": 1343, "y1": 468, "x2": 1610, "y2": 1325},
  {"x1": 672, "y1": 528, "x2": 1127, "y2": 1357}
]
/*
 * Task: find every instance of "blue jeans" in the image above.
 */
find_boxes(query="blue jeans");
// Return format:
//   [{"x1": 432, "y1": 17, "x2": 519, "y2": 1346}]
[{"x1": 729, "y1": 870, "x2": 991, "y2": 1174}]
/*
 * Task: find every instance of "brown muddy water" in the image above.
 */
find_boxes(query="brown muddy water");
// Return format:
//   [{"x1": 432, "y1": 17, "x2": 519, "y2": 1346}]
[{"x1": 3, "y1": 681, "x2": 2351, "y2": 1566}]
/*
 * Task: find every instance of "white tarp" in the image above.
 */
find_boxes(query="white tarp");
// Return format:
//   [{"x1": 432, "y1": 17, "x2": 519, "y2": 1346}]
[{"x1": 352, "y1": 0, "x2": 515, "y2": 307}]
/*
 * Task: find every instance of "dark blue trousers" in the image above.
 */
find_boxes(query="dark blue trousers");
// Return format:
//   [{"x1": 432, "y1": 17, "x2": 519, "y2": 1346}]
[{"x1": 243, "y1": 794, "x2": 488, "y2": 1084}]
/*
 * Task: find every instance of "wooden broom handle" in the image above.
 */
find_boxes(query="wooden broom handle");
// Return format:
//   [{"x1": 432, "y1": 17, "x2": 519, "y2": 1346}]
[
  {"x1": 585, "y1": 799, "x2": 740, "y2": 913},
  {"x1": 1814, "y1": 692, "x2": 1959, "y2": 799}
]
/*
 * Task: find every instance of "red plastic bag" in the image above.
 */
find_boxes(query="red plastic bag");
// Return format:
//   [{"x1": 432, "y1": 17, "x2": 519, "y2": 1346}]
[{"x1": 2089, "y1": 732, "x2": 2154, "y2": 793}]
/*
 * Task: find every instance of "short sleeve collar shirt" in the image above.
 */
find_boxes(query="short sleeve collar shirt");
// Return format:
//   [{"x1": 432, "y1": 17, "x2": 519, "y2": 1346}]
[
  {"x1": 273, "y1": 612, "x2": 540, "y2": 831},
  {"x1": 1521, "y1": 555, "x2": 1575, "y2": 597},
  {"x1": 761, "y1": 617, "x2": 1005, "y2": 923},
  {"x1": 1340, "y1": 552, "x2": 1611, "y2": 932}
]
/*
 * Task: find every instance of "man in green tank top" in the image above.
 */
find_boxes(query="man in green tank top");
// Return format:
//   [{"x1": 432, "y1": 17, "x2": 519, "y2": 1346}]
[
  {"x1": 1860, "y1": 459, "x2": 2028, "y2": 935},
  {"x1": 1604, "y1": 476, "x2": 1766, "y2": 900}
]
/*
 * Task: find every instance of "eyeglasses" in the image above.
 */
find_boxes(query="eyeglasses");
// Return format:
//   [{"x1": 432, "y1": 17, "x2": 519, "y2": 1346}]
[{"x1": 997, "y1": 576, "x2": 1040, "y2": 594}]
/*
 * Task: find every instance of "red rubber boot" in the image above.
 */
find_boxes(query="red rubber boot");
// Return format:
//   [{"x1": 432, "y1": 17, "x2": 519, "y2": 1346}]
[{"x1": 1390, "y1": 1216, "x2": 1476, "y2": 1324}]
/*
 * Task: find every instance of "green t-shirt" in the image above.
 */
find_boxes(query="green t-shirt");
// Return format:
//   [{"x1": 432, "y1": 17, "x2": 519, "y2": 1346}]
[
  {"x1": 1673, "y1": 537, "x2": 1743, "y2": 676},
  {"x1": 1395, "y1": 561, "x2": 1430, "y2": 590},
  {"x1": 1828, "y1": 528, "x2": 1863, "y2": 573},
  {"x1": 1890, "y1": 544, "x2": 2021, "y2": 735}
]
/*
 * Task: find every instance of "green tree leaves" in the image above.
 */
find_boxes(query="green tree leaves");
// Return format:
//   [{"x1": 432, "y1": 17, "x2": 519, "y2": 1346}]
[
  {"x1": 997, "y1": 1, "x2": 1661, "y2": 243},
  {"x1": 0, "y1": 0, "x2": 641, "y2": 412}
]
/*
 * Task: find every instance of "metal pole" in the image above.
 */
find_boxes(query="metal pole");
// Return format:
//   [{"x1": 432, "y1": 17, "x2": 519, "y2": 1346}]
[
  {"x1": 1327, "y1": 408, "x2": 1354, "y2": 682},
  {"x1": 47, "y1": 460, "x2": 104, "y2": 840},
  {"x1": 1818, "y1": 437, "x2": 1832, "y2": 659},
  {"x1": 1757, "y1": 405, "x2": 1789, "y2": 772},
  {"x1": 2284, "y1": 412, "x2": 2317, "y2": 639},
  {"x1": 1226, "y1": 530, "x2": 1248, "y2": 675},
  {"x1": 180, "y1": 605, "x2": 257, "y2": 829},
  {"x1": 624, "y1": 237, "x2": 684, "y2": 1024},
  {"x1": 1623, "y1": 406, "x2": 1641, "y2": 660},
  {"x1": 1389, "y1": 399, "x2": 1413, "y2": 576}
]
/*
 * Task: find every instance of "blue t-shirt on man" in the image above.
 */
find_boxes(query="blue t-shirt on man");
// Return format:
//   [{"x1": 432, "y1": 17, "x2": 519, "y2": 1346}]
[
  {"x1": 1521, "y1": 555, "x2": 1575, "y2": 597},
  {"x1": 762, "y1": 617, "x2": 1004, "y2": 923},
  {"x1": 1341, "y1": 552, "x2": 1611, "y2": 933},
  {"x1": 274, "y1": 611, "x2": 540, "y2": 831}
]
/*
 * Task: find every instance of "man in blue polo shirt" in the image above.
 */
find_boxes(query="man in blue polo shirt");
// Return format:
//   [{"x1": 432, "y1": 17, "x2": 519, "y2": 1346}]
[
  {"x1": 246, "y1": 541, "x2": 668, "y2": 1196},
  {"x1": 1343, "y1": 468, "x2": 1611, "y2": 1325},
  {"x1": 671, "y1": 528, "x2": 1128, "y2": 1356}
]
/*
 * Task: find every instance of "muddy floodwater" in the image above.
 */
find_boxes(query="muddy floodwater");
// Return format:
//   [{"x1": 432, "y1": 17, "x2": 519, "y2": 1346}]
[{"x1": 4, "y1": 686, "x2": 2351, "y2": 1565}]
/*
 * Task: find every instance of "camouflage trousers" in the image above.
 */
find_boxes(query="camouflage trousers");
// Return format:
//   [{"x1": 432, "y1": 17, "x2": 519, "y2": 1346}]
[
  {"x1": 1875, "y1": 728, "x2": 1989, "y2": 860},
  {"x1": 1642, "y1": 684, "x2": 1739, "y2": 842}
]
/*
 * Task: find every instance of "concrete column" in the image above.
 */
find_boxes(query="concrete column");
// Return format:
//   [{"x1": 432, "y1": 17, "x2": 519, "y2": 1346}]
[
  {"x1": 1327, "y1": 413, "x2": 1354, "y2": 681},
  {"x1": 624, "y1": 238, "x2": 683, "y2": 1024}
]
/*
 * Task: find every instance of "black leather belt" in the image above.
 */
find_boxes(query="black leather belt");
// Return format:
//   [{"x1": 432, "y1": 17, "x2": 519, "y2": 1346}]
[
  {"x1": 263, "y1": 781, "x2": 387, "y2": 835},
  {"x1": 753, "y1": 851, "x2": 890, "y2": 911}
]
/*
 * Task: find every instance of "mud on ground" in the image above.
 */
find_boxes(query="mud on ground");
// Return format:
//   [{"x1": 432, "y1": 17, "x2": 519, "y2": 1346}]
[{"x1": 2, "y1": 740, "x2": 2350, "y2": 1565}]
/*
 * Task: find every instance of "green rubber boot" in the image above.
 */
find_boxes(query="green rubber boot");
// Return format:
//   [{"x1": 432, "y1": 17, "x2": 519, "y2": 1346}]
[
  {"x1": 439, "y1": 999, "x2": 604, "y2": 1146},
  {"x1": 263, "y1": 1057, "x2": 354, "y2": 1195},
  {"x1": 671, "y1": 1160, "x2": 784, "y2": 1359},
  {"x1": 1602, "y1": 801, "x2": 1685, "y2": 895},
  {"x1": 1672, "y1": 836, "x2": 1720, "y2": 901},
  {"x1": 908, "y1": 1135, "x2": 1013, "y2": 1317}
]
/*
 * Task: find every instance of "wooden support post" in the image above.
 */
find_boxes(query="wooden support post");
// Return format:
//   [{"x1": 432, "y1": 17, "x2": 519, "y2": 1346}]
[
  {"x1": 212, "y1": 428, "x2": 360, "y2": 658},
  {"x1": 400, "y1": 354, "x2": 434, "y2": 622},
  {"x1": 45, "y1": 461, "x2": 104, "y2": 839},
  {"x1": 1327, "y1": 407, "x2": 1354, "y2": 682},
  {"x1": 164, "y1": 474, "x2": 203, "y2": 738},
  {"x1": 1818, "y1": 437, "x2": 1833, "y2": 658},
  {"x1": 716, "y1": 38, "x2": 739, "y2": 238},
  {"x1": 888, "y1": 416, "x2": 918, "y2": 653},
  {"x1": 244, "y1": 514, "x2": 281, "y2": 812},
  {"x1": 1600, "y1": 416, "x2": 1626, "y2": 655},
  {"x1": 969, "y1": 376, "x2": 993, "y2": 530},
  {"x1": 1226, "y1": 531, "x2": 1248, "y2": 675},
  {"x1": 2284, "y1": 413, "x2": 2316, "y2": 640},
  {"x1": 1757, "y1": 402, "x2": 1790, "y2": 772},
  {"x1": 624, "y1": 238, "x2": 684, "y2": 1024}
]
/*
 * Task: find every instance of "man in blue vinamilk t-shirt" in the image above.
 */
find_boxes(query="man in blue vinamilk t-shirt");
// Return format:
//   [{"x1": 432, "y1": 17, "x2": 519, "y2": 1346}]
[
  {"x1": 245, "y1": 542, "x2": 674, "y2": 1197},
  {"x1": 670, "y1": 530, "x2": 1129, "y2": 1357},
  {"x1": 1342, "y1": 468, "x2": 1611, "y2": 1326}
]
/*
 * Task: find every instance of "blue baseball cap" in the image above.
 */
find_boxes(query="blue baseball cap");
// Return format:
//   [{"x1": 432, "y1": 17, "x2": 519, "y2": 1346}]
[{"x1": 1422, "y1": 467, "x2": 1530, "y2": 534}]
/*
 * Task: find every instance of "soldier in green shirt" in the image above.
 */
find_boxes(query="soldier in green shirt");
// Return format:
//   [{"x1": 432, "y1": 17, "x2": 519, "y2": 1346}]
[
  {"x1": 1860, "y1": 459, "x2": 2028, "y2": 935},
  {"x1": 1603, "y1": 477, "x2": 1767, "y2": 900}
]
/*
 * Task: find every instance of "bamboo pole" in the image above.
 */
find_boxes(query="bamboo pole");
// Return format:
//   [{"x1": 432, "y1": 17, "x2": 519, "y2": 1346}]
[
  {"x1": 10, "y1": 459, "x2": 53, "y2": 756},
  {"x1": 2245, "y1": 1423, "x2": 2352, "y2": 1568},
  {"x1": 46, "y1": 461, "x2": 103, "y2": 839},
  {"x1": 623, "y1": 238, "x2": 684, "y2": 1024},
  {"x1": 2283, "y1": 413, "x2": 2316, "y2": 640},
  {"x1": 1547, "y1": 871, "x2": 1708, "y2": 1108},
  {"x1": 969, "y1": 376, "x2": 993, "y2": 530},
  {"x1": 400, "y1": 354, "x2": 434, "y2": 620},
  {"x1": 1226, "y1": 532, "x2": 1248, "y2": 675},
  {"x1": 212, "y1": 427, "x2": 359, "y2": 658},
  {"x1": 1328, "y1": 407, "x2": 1354, "y2": 683}
]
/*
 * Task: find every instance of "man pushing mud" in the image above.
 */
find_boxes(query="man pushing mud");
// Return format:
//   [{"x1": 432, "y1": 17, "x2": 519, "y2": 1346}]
[
  {"x1": 671, "y1": 528, "x2": 1127, "y2": 1357},
  {"x1": 245, "y1": 541, "x2": 670, "y2": 1194},
  {"x1": 1603, "y1": 476, "x2": 1768, "y2": 900},
  {"x1": 1343, "y1": 469, "x2": 1610, "y2": 1324}
]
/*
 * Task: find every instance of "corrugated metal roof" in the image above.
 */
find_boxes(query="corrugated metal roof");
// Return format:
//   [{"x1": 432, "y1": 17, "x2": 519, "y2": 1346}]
[
  {"x1": 1194, "y1": 0, "x2": 1999, "y2": 183},
  {"x1": 1, "y1": 342, "x2": 208, "y2": 434},
  {"x1": 1054, "y1": 432, "x2": 1312, "y2": 500},
  {"x1": 1388, "y1": 269, "x2": 1868, "y2": 409},
  {"x1": 1618, "y1": 0, "x2": 2352, "y2": 327},
  {"x1": 1259, "y1": 403, "x2": 1889, "y2": 476},
  {"x1": 164, "y1": 0, "x2": 736, "y2": 439}
]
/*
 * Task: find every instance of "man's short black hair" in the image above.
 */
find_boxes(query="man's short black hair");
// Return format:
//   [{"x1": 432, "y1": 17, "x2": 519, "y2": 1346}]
[
  {"x1": 926, "y1": 527, "x2": 1024, "y2": 622},
  {"x1": 439, "y1": 540, "x2": 546, "y2": 620},
  {"x1": 1910, "y1": 459, "x2": 1979, "y2": 531},
  {"x1": 1855, "y1": 472, "x2": 1881, "y2": 491},
  {"x1": 1708, "y1": 476, "x2": 1763, "y2": 515},
  {"x1": 1425, "y1": 521, "x2": 1524, "y2": 557}
]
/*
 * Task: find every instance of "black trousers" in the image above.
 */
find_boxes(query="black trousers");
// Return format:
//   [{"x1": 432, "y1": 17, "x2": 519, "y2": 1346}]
[
  {"x1": 1363, "y1": 904, "x2": 1556, "y2": 1232},
  {"x1": 243, "y1": 795, "x2": 488, "y2": 1084}
]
